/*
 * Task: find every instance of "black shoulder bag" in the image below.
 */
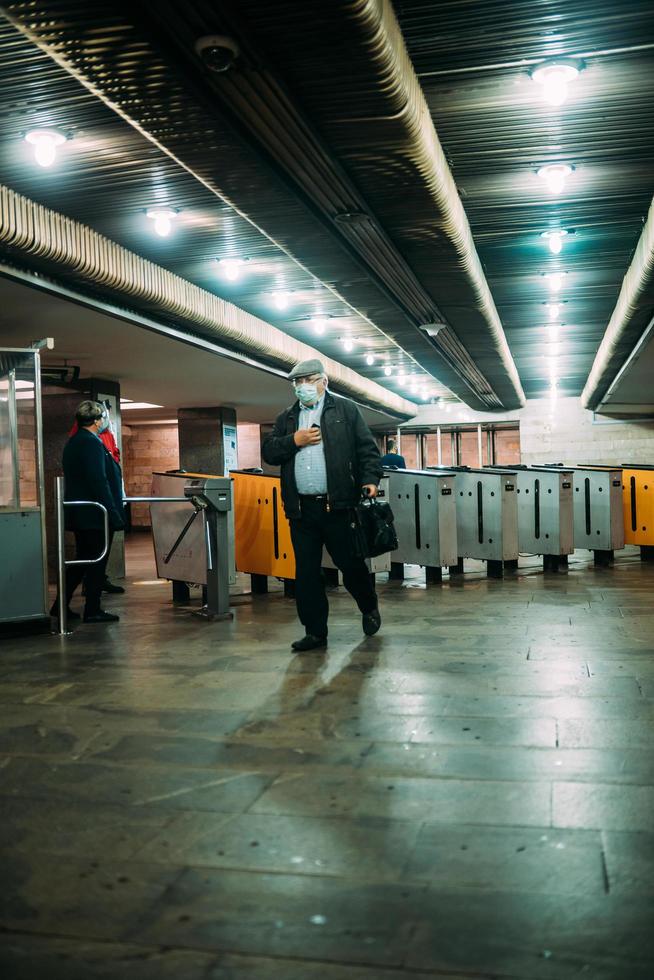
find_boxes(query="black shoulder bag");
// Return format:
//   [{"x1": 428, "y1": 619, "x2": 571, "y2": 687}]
[{"x1": 356, "y1": 496, "x2": 399, "y2": 558}]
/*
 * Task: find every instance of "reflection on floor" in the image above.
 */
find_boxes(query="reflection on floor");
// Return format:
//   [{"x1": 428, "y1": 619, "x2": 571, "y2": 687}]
[{"x1": 1, "y1": 532, "x2": 654, "y2": 978}]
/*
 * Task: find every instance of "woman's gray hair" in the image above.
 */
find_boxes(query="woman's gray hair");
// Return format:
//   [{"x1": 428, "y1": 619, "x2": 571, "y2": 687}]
[{"x1": 75, "y1": 399, "x2": 104, "y2": 427}]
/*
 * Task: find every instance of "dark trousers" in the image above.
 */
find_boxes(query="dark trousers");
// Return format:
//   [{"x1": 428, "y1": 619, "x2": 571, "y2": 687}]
[
  {"x1": 60, "y1": 529, "x2": 113, "y2": 614},
  {"x1": 289, "y1": 498, "x2": 377, "y2": 637}
]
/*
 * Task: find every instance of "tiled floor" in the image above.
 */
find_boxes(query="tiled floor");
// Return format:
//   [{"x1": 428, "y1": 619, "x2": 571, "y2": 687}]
[{"x1": 1, "y1": 534, "x2": 654, "y2": 979}]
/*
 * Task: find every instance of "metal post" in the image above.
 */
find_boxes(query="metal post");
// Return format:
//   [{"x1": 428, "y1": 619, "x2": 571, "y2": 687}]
[
  {"x1": 436, "y1": 425, "x2": 442, "y2": 466},
  {"x1": 55, "y1": 476, "x2": 70, "y2": 636},
  {"x1": 487, "y1": 428, "x2": 493, "y2": 466},
  {"x1": 7, "y1": 369, "x2": 20, "y2": 507},
  {"x1": 451, "y1": 431, "x2": 457, "y2": 466},
  {"x1": 477, "y1": 424, "x2": 483, "y2": 468},
  {"x1": 33, "y1": 350, "x2": 49, "y2": 615}
]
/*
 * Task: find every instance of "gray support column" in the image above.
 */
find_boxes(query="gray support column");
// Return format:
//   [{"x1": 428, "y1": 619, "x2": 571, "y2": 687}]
[{"x1": 178, "y1": 406, "x2": 238, "y2": 475}]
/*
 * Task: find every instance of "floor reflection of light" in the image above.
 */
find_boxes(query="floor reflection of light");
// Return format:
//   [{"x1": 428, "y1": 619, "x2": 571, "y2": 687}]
[{"x1": 132, "y1": 579, "x2": 168, "y2": 585}]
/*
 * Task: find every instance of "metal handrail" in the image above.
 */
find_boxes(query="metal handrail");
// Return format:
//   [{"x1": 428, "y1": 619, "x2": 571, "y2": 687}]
[{"x1": 55, "y1": 476, "x2": 109, "y2": 636}]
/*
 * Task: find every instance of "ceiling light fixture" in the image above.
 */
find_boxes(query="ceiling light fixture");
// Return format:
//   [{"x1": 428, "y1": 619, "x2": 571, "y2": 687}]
[
  {"x1": 547, "y1": 303, "x2": 561, "y2": 321},
  {"x1": 146, "y1": 208, "x2": 178, "y2": 238},
  {"x1": 548, "y1": 324, "x2": 560, "y2": 342},
  {"x1": 384, "y1": 365, "x2": 392, "y2": 377},
  {"x1": 342, "y1": 337, "x2": 354, "y2": 353},
  {"x1": 121, "y1": 401, "x2": 164, "y2": 410},
  {"x1": 365, "y1": 353, "x2": 375, "y2": 366},
  {"x1": 537, "y1": 163, "x2": 573, "y2": 195},
  {"x1": 531, "y1": 60, "x2": 580, "y2": 107},
  {"x1": 543, "y1": 271, "x2": 567, "y2": 293},
  {"x1": 25, "y1": 128, "x2": 67, "y2": 168},
  {"x1": 272, "y1": 290, "x2": 293, "y2": 311},
  {"x1": 541, "y1": 230, "x2": 568, "y2": 254},
  {"x1": 218, "y1": 258, "x2": 246, "y2": 281},
  {"x1": 311, "y1": 316, "x2": 329, "y2": 335},
  {"x1": 398, "y1": 372, "x2": 406, "y2": 385}
]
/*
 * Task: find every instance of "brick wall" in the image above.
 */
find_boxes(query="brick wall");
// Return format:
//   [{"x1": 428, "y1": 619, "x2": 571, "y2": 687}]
[
  {"x1": 494, "y1": 428, "x2": 521, "y2": 465},
  {"x1": 521, "y1": 397, "x2": 654, "y2": 466},
  {"x1": 122, "y1": 423, "x2": 179, "y2": 527},
  {"x1": 237, "y1": 423, "x2": 261, "y2": 470}
]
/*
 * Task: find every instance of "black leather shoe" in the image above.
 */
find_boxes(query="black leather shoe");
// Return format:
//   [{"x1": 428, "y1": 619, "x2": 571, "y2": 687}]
[
  {"x1": 83, "y1": 610, "x2": 120, "y2": 623},
  {"x1": 103, "y1": 579, "x2": 125, "y2": 594},
  {"x1": 49, "y1": 605, "x2": 81, "y2": 620},
  {"x1": 291, "y1": 634, "x2": 327, "y2": 652},
  {"x1": 362, "y1": 606, "x2": 381, "y2": 636}
]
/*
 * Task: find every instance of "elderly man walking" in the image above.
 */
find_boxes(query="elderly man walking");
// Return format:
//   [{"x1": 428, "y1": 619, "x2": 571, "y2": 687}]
[{"x1": 262, "y1": 359, "x2": 383, "y2": 651}]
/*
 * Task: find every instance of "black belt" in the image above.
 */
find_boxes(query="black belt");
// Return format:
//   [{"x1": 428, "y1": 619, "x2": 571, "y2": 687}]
[{"x1": 299, "y1": 493, "x2": 328, "y2": 499}]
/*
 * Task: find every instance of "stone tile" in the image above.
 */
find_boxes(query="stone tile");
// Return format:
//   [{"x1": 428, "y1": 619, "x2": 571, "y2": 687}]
[
  {"x1": 0, "y1": 853, "x2": 179, "y2": 941},
  {"x1": 132, "y1": 866, "x2": 425, "y2": 966},
  {"x1": 252, "y1": 772, "x2": 551, "y2": 826},
  {"x1": 85, "y1": 732, "x2": 370, "y2": 771},
  {"x1": 0, "y1": 797, "x2": 176, "y2": 861},
  {"x1": 603, "y1": 831, "x2": 654, "y2": 894},
  {"x1": 403, "y1": 824, "x2": 604, "y2": 894},
  {"x1": 361, "y1": 743, "x2": 654, "y2": 786},
  {"x1": 140, "y1": 811, "x2": 420, "y2": 880},
  {"x1": 0, "y1": 936, "x2": 218, "y2": 980},
  {"x1": 0, "y1": 757, "x2": 278, "y2": 812},
  {"x1": 553, "y1": 782, "x2": 654, "y2": 831},
  {"x1": 407, "y1": 889, "x2": 654, "y2": 979},
  {"x1": 558, "y1": 718, "x2": 654, "y2": 749}
]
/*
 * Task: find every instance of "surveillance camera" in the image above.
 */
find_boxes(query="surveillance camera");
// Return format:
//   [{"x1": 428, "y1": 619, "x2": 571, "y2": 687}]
[
  {"x1": 419, "y1": 322, "x2": 447, "y2": 338},
  {"x1": 194, "y1": 35, "x2": 239, "y2": 73}
]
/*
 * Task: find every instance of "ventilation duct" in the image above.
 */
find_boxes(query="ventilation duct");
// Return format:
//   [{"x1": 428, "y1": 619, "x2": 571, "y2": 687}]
[{"x1": 0, "y1": 184, "x2": 416, "y2": 418}]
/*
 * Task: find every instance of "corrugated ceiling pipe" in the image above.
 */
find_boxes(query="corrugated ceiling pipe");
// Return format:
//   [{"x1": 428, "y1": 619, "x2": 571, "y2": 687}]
[
  {"x1": 346, "y1": 0, "x2": 525, "y2": 407},
  {"x1": 0, "y1": 183, "x2": 416, "y2": 417},
  {"x1": 582, "y1": 194, "x2": 654, "y2": 410}
]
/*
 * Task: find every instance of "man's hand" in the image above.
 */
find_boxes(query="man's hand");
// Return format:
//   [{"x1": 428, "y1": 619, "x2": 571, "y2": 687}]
[
  {"x1": 361, "y1": 484, "x2": 378, "y2": 498},
  {"x1": 294, "y1": 427, "x2": 322, "y2": 447}
]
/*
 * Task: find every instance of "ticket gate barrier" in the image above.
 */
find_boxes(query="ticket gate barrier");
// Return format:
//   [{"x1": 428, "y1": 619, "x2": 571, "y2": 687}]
[
  {"x1": 541, "y1": 465, "x2": 624, "y2": 564},
  {"x1": 230, "y1": 470, "x2": 393, "y2": 592},
  {"x1": 621, "y1": 465, "x2": 654, "y2": 559},
  {"x1": 384, "y1": 467, "x2": 458, "y2": 584},
  {"x1": 231, "y1": 470, "x2": 295, "y2": 593},
  {"x1": 429, "y1": 466, "x2": 519, "y2": 578},
  {"x1": 147, "y1": 472, "x2": 234, "y2": 619},
  {"x1": 486, "y1": 465, "x2": 574, "y2": 571}
]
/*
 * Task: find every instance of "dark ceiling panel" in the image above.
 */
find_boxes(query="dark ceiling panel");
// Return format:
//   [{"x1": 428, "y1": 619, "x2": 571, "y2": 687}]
[{"x1": 395, "y1": 0, "x2": 654, "y2": 399}]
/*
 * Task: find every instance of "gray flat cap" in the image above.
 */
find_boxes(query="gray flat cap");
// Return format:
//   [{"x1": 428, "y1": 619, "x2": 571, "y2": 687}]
[{"x1": 288, "y1": 358, "x2": 325, "y2": 380}]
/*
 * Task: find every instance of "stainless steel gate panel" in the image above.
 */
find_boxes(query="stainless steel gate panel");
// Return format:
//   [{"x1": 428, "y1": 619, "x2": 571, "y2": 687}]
[
  {"x1": 571, "y1": 467, "x2": 625, "y2": 551},
  {"x1": 455, "y1": 469, "x2": 519, "y2": 561},
  {"x1": 151, "y1": 472, "x2": 236, "y2": 584},
  {"x1": 386, "y1": 468, "x2": 458, "y2": 567},
  {"x1": 512, "y1": 468, "x2": 574, "y2": 556}
]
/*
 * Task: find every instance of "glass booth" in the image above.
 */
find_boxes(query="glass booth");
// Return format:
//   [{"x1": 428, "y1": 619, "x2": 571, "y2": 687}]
[{"x1": 0, "y1": 346, "x2": 49, "y2": 630}]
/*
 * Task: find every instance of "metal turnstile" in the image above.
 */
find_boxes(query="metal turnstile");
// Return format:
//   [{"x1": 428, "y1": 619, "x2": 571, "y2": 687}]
[
  {"x1": 621, "y1": 464, "x2": 654, "y2": 560},
  {"x1": 542, "y1": 465, "x2": 624, "y2": 564},
  {"x1": 0, "y1": 341, "x2": 50, "y2": 634},
  {"x1": 384, "y1": 467, "x2": 457, "y2": 584},
  {"x1": 429, "y1": 466, "x2": 519, "y2": 577},
  {"x1": 487, "y1": 465, "x2": 574, "y2": 570},
  {"x1": 149, "y1": 472, "x2": 234, "y2": 618}
]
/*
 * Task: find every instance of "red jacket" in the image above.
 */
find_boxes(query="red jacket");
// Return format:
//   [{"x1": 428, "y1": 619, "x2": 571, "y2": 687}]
[{"x1": 68, "y1": 421, "x2": 121, "y2": 464}]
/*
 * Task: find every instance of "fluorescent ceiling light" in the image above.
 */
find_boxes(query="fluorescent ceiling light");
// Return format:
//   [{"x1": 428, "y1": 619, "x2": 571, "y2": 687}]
[{"x1": 121, "y1": 401, "x2": 164, "y2": 410}]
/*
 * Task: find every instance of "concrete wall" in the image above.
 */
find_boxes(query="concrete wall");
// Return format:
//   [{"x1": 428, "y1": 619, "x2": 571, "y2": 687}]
[{"x1": 520, "y1": 397, "x2": 654, "y2": 466}]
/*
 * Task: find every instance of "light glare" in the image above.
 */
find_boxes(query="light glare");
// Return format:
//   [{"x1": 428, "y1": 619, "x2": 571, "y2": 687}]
[{"x1": 25, "y1": 129, "x2": 66, "y2": 168}]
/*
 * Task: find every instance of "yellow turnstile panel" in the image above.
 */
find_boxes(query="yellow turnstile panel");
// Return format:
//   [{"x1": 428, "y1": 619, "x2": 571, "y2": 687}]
[
  {"x1": 622, "y1": 466, "x2": 654, "y2": 546},
  {"x1": 230, "y1": 471, "x2": 296, "y2": 578}
]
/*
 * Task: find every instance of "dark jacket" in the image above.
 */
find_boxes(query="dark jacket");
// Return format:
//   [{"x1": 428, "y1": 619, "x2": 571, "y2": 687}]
[
  {"x1": 380, "y1": 452, "x2": 407, "y2": 469},
  {"x1": 63, "y1": 428, "x2": 125, "y2": 532},
  {"x1": 262, "y1": 391, "x2": 382, "y2": 519}
]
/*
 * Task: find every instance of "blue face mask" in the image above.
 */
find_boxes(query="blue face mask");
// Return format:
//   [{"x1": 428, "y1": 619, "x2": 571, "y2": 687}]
[{"x1": 294, "y1": 382, "x2": 320, "y2": 405}]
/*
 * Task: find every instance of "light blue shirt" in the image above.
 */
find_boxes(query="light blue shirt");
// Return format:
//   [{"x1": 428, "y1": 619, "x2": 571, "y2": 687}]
[{"x1": 294, "y1": 395, "x2": 328, "y2": 495}]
